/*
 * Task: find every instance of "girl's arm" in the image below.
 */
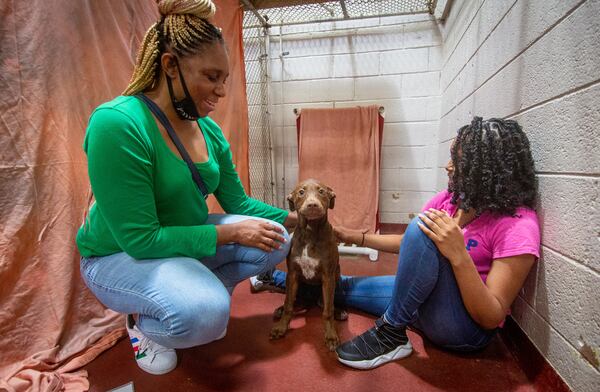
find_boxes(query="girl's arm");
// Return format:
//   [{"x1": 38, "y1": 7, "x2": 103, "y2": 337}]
[
  {"x1": 448, "y1": 252, "x2": 535, "y2": 329},
  {"x1": 334, "y1": 227, "x2": 404, "y2": 254}
]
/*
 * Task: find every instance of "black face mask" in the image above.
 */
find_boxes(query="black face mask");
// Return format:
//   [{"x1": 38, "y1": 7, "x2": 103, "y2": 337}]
[{"x1": 166, "y1": 58, "x2": 200, "y2": 121}]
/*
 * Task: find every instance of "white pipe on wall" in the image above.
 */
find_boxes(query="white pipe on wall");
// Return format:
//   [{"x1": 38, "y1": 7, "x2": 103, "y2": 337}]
[{"x1": 338, "y1": 244, "x2": 379, "y2": 262}]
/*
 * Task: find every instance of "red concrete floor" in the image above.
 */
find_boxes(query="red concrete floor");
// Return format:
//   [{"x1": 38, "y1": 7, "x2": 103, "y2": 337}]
[{"x1": 83, "y1": 251, "x2": 538, "y2": 392}]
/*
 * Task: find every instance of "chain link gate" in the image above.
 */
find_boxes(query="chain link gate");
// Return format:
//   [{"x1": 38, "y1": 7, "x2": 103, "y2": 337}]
[{"x1": 243, "y1": 11, "x2": 276, "y2": 206}]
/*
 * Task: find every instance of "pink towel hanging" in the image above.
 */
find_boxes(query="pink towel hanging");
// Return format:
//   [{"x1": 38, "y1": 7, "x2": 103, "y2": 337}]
[{"x1": 296, "y1": 106, "x2": 383, "y2": 233}]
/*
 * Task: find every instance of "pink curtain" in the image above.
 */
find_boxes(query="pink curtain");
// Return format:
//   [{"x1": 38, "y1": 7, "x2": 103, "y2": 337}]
[
  {"x1": 206, "y1": 0, "x2": 250, "y2": 212},
  {"x1": 0, "y1": 1, "x2": 248, "y2": 390},
  {"x1": 298, "y1": 106, "x2": 382, "y2": 233}
]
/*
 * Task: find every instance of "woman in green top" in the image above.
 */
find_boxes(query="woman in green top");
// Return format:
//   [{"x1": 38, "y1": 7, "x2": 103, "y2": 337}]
[{"x1": 77, "y1": 0, "x2": 296, "y2": 376}]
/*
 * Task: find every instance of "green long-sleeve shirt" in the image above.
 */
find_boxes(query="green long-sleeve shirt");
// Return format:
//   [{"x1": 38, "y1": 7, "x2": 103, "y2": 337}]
[{"x1": 76, "y1": 95, "x2": 287, "y2": 259}]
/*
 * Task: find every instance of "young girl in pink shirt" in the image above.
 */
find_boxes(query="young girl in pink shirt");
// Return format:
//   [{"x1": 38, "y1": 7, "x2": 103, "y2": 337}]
[{"x1": 256, "y1": 117, "x2": 540, "y2": 370}]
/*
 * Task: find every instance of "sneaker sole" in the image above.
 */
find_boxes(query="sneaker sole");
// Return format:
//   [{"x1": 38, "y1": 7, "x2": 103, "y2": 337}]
[
  {"x1": 337, "y1": 341, "x2": 413, "y2": 370},
  {"x1": 137, "y1": 360, "x2": 177, "y2": 375}
]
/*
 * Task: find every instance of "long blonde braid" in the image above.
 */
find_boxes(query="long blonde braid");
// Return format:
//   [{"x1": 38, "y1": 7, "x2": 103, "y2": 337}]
[{"x1": 123, "y1": 0, "x2": 221, "y2": 96}]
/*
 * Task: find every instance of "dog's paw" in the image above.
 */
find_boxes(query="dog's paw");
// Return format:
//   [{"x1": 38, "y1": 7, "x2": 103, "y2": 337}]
[
  {"x1": 273, "y1": 305, "x2": 284, "y2": 320},
  {"x1": 324, "y1": 328, "x2": 340, "y2": 351},
  {"x1": 325, "y1": 333, "x2": 340, "y2": 351},
  {"x1": 269, "y1": 323, "x2": 288, "y2": 340}
]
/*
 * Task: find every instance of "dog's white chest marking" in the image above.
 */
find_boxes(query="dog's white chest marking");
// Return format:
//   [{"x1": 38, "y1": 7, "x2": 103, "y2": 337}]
[{"x1": 294, "y1": 246, "x2": 320, "y2": 279}]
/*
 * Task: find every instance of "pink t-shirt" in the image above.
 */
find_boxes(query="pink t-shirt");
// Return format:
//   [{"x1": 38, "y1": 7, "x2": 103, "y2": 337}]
[{"x1": 422, "y1": 190, "x2": 540, "y2": 283}]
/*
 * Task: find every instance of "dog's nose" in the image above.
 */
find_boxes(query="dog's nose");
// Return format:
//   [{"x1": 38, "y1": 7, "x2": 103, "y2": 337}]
[{"x1": 306, "y1": 201, "x2": 319, "y2": 209}]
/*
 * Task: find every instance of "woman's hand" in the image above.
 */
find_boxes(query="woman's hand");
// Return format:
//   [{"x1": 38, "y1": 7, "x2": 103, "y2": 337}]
[
  {"x1": 219, "y1": 220, "x2": 286, "y2": 252},
  {"x1": 417, "y1": 208, "x2": 468, "y2": 264}
]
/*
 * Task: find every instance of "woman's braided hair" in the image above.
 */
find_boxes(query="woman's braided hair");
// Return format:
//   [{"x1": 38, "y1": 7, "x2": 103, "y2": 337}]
[
  {"x1": 123, "y1": 0, "x2": 223, "y2": 95},
  {"x1": 448, "y1": 117, "x2": 537, "y2": 216}
]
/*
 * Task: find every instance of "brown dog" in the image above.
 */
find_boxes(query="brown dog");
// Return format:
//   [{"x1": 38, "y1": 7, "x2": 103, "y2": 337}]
[{"x1": 269, "y1": 179, "x2": 341, "y2": 351}]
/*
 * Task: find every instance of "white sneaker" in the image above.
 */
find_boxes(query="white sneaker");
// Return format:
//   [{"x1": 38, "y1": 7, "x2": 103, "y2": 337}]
[
  {"x1": 249, "y1": 270, "x2": 285, "y2": 293},
  {"x1": 126, "y1": 314, "x2": 177, "y2": 375}
]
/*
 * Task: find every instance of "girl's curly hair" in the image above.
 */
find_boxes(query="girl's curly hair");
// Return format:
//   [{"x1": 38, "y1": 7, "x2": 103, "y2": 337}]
[{"x1": 448, "y1": 117, "x2": 537, "y2": 216}]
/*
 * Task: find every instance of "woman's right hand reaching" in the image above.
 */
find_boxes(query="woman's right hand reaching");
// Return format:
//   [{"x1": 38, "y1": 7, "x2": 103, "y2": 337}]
[{"x1": 217, "y1": 220, "x2": 286, "y2": 252}]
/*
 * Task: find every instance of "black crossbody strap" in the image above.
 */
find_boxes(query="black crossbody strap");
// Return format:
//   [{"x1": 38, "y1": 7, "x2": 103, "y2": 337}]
[{"x1": 136, "y1": 94, "x2": 209, "y2": 199}]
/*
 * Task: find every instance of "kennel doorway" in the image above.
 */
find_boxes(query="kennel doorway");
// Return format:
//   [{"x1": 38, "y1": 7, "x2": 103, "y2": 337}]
[{"x1": 241, "y1": 0, "x2": 441, "y2": 208}]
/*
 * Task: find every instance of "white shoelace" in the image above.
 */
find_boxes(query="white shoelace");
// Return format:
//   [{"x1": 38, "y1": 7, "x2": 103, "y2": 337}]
[{"x1": 137, "y1": 335, "x2": 171, "y2": 363}]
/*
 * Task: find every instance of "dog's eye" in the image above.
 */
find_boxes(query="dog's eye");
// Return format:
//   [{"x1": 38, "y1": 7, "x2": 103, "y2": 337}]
[
  {"x1": 319, "y1": 188, "x2": 325, "y2": 194},
  {"x1": 298, "y1": 189, "x2": 305, "y2": 196}
]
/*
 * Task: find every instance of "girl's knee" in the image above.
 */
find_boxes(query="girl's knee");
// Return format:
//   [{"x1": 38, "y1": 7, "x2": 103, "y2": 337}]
[
  {"x1": 406, "y1": 216, "x2": 425, "y2": 234},
  {"x1": 404, "y1": 217, "x2": 437, "y2": 248}
]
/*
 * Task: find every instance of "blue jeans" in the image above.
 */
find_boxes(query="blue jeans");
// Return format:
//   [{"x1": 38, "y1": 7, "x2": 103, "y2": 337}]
[
  {"x1": 272, "y1": 218, "x2": 496, "y2": 351},
  {"x1": 80, "y1": 214, "x2": 291, "y2": 349}
]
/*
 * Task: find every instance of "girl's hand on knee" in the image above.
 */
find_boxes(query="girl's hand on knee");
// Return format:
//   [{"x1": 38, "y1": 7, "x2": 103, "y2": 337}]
[
  {"x1": 233, "y1": 220, "x2": 287, "y2": 252},
  {"x1": 417, "y1": 209, "x2": 468, "y2": 264}
]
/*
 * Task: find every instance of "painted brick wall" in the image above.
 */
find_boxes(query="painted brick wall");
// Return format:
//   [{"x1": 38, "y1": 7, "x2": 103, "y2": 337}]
[
  {"x1": 258, "y1": 14, "x2": 442, "y2": 222},
  {"x1": 438, "y1": 0, "x2": 600, "y2": 390}
]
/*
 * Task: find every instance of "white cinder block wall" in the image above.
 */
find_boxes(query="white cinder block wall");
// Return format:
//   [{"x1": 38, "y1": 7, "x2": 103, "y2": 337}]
[
  {"x1": 266, "y1": 14, "x2": 442, "y2": 221},
  {"x1": 437, "y1": 0, "x2": 600, "y2": 391}
]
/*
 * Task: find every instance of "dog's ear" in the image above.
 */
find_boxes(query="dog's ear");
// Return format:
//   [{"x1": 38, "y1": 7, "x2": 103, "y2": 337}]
[
  {"x1": 327, "y1": 188, "x2": 336, "y2": 209},
  {"x1": 287, "y1": 192, "x2": 296, "y2": 211}
]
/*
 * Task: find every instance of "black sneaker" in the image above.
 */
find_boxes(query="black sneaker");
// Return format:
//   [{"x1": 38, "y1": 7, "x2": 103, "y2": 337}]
[
  {"x1": 249, "y1": 269, "x2": 285, "y2": 293},
  {"x1": 336, "y1": 317, "x2": 412, "y2": 369}
]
